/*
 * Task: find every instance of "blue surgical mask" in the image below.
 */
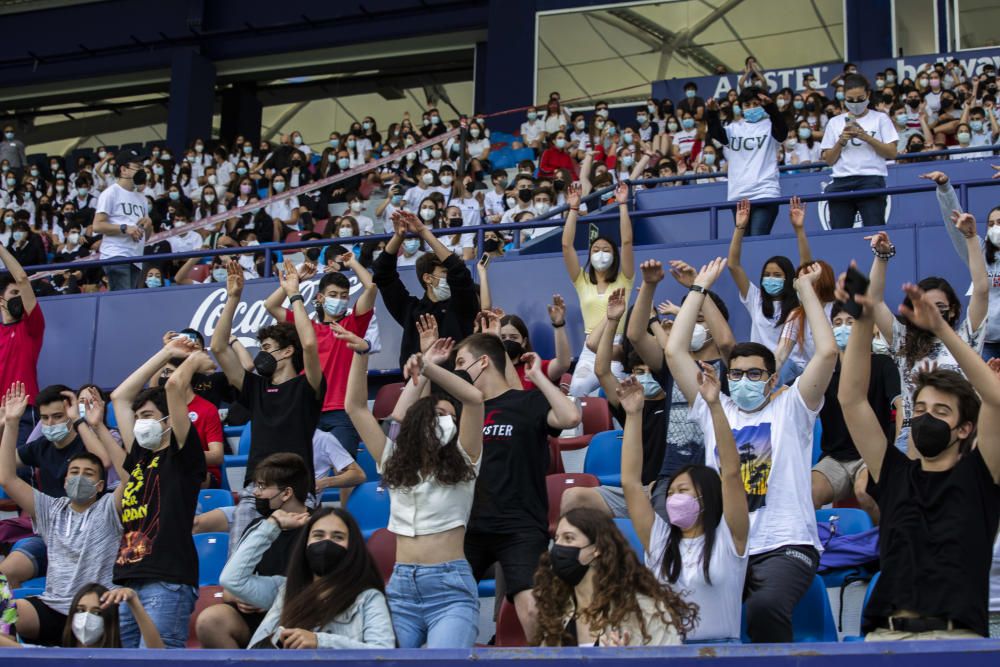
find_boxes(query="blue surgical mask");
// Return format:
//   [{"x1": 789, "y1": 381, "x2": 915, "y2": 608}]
[
  {"x1": 273, "y1": 181, "x2": 285, "y2": 192},
  {"x1": 391, "y1": 194, "x2": 402, "y2": 205},
  {"x1": 685, "y1": 89, "x2": 696, "y2": 99},
  {"x1": 743, "y1": 106, "x2": 766, "y2": 123},
  {"x1": 337, "y1": 158, "x2": 350, "y2": 170},
  {"x1": 970, "y1": 120, "x2": 984, "y2": 132},
  {"x1": 833, "y1": 324, "x2": 852, "y2": 350},
  {"x1": 730, "y1": 377, "x2": 769, "y2": 411},
  {"x1": 323, "y1": 298, "x2": 348, "y2": 317},
  {"x1": 145, "y1": 276, "x2": 162, "y2": 289},
  {"x1": 211, "y1": 268, "x2": 228, "y2": 283},
  {"x1": 798, "y1": 127, "x2": 812, "y2": 140},
  {"x1": 702, "y1": 152, "x2": 716, "y2": 166},
  {"x1": 761, "y1": 276, "x2": 784, "y2": 295},
  {"x1": 681, "y1": 118, "x2": 695, "y2": 130},
  {"x1": 793, "y1": 100, "x2": 804, "y2": 110},
  {"x1": 636, "y1": 373, "x2": 662, "y2": 398},
  {"x1": 403, "y1": 238, "x2": 421, "y2": 254},
  {"x1": 835, "y1": 91, "x2": 845, "y2": 101},
  {"x1": 41, "y1": 420, "x2": 71, "y2": 443}
]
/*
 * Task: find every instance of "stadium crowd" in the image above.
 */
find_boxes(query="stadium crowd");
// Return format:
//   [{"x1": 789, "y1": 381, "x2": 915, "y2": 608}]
[{"x1": 0, "y1": 59, "x2": 999, "y2": 651}]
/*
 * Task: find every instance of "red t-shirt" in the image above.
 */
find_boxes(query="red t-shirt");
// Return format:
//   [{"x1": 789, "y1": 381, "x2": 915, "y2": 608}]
[
  {"x1": 285, "y1": 308, "x2": 374, "y2": 412},
  {"x1": 187, "y1": 394, "x2": 224, "y2": 482},
  {"x1": 514, "y1": 357, "x2": 552, "y2": 392},
  {"x1": 0, "y1": 305, "x2": 44, "y2": 404}
]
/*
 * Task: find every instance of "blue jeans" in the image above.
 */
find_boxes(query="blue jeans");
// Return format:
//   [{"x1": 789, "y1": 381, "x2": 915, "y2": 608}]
[
  {"x1": 118, "y1": 580, "x2": 197, "y2": 648},
  {"x1": 386, "y1": 559, "x2": 479, "y2": 648},
  {"x1": 105, "y1": 263, "x2": 140, "y2": 291},
  {"x1": 826, "y1": 175, "x2": 887, "y2": 229},
  {"x1": 982, "y1": 341, "x2": 1000, "y2": 361},
  {"x1": 735, "y1": 202, "x2": 779, "y2": 236},
  {"x1": 318, "y1": 409, "x2": 361, "y2": 458}
]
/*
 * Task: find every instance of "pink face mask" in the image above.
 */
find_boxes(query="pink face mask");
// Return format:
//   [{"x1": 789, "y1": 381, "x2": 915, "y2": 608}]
[
  {"x1": 666, "y1": 493, "x2": 701, "y2": 530},
  {"x1": 240, "y1": 184, "x2": 252, "y2": 195}
]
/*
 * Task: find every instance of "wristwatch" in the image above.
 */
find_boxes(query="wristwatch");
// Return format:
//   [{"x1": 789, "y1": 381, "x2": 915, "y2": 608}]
[
  {"x1": 689, "y1": 284, "x2": 707, "y2": 294},
  {"x1": 288, "y1": 294, "x2": 304, "y2": 305},
  {"x1": 119, "y1": 223, "x2": 128, "y2": 235},
  {"x1": 73, "y1": 417, "x2": 87, "y2": 430}
]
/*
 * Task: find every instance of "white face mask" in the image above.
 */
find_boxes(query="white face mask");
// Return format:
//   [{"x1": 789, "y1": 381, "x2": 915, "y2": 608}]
[
  {"x1": 431, "y1": 276, "x2": 451, "y2": 300},
  {"x1": 988, "y1": 226, "x2": 1000, "y2": 247},
  {"x1": 72, "y1": 611, "x2": 105, "y2": 646},
  {"x1": 338, "y1": 227, "x2": 353, "y2": 238},
  {"x1": 690, "y1": 323, "x2": 709, "y2": 351},
  {"x1": 134, "y1": 416, "x2": 169, "y2": 450},
  {"x1": 419, "y1": 208, "x2": 437, "y2": 222},
  {"x1": 349, "y1": 201, "x2": 362, "y2": 212},
  {"x1": 440, "y1": 175, "x2": 454, "y2": 186},
  {"x1": 533, "y1": 202, "x2": 551, "y2": 217},
  {"x1": 591, "y1": 250, "x2": 613, "y2": 271},
  {"x1": 421, "y1": 172, "x2": 434, "y2": 185},
  {"x1": 506, "y1": 196, "x2": 517, "y2": 208},
  {"x1": 435, "y1": 414, "x2": 457, "y2": 447}
]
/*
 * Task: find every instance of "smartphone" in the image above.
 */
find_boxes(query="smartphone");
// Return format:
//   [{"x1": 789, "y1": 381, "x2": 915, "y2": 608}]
[
  {"x1": 78, "y1": 403, "x2": 87, "y2": 419},
  {"x1": 478, "y1": 253, "x2": 490, "y2": 268},
  {"x1": 841, "y1": 265, "x2": 870, "y2": 318}
]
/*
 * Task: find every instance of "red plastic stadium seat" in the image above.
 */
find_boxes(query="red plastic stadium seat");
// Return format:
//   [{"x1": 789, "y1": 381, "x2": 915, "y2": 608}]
[
  {"x1": 187, "y1": 264, "x2": 210, "y2": 283},
  {"x1": 546, "y1": 473, "x2": 599, "y2": 535},
  {"x1": 547, "y1": 437, "x2": 565, "y2": 475},
  {"x1": 186, "y1": 585, "x2": 225, "y2": 648},
  {"x1": 372, "y1": 382, "x2": 406, "y2": 421},
  {"x1": 496, "y1": 598, "x2": 528, "y2": 646},
  {"x1": 559, "y1": 373, "x2": 572, "y2": 394},
  {"x1": 284, "y1": 231, "x2": 303, "y2": 244},
  {"x1": 553, "y1": 397, "x2": 612, "y2": 452},
  {"x1": 367, "y1": 528, "x2": 396, "y2": 585},
  {"x1": 312, "y1": 218, "x2": 329, "y2": 236}
]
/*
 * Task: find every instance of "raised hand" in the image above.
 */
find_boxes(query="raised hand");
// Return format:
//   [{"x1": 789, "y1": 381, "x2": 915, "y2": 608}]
[
  {"x1": 656, "y1": 300, "x2": 680, "y2": 317},
  {"x1": 336, "y1": 252, "x2": 355, "y2": 267},
  {"x1": 415, "y1": 313, "x2": 439, "y2": 353},
  {"x1": 165, "y1": 334, "x2": 199, "y2": 357},
  {"x1": 566, "y1": 182, "x2": 582, "y2": 208},
  {"x1": 425, "y1": 337, "x2": 454, "y2": 366},
  {"x1": 548, "y1": 294, "x2": 566, "y2": 326},
  {"x1": 81, "y1": 387, "x2": 106, "y2": 428},
  {"x1": 795, "y1": 262, "x2": 822, "y2": 288},
  {"x1": 696, "y1": 361, "x2": 721, "y2": 404},
  {"x1": 606, "y1": 287, "x2": 627, "y2": 321},
  {"x1": 297, "y1": 261, "x2": 318, "y2": 281},
  {"x1": 403, "y1": 354, "x2": 423, "y2": 382},
  {"x1": 693, "y1": 257, "x2": 727, "y2": 289},
  {"x1": 3, "y1": 382, "x2": 27, "y2": 421},
  {"x1": 477, "y1": 310, "x2": 501, "y2": 337},
  {"x1": 226, "y1": 259, "x2": 245, "y2": 298},
  {"x1": 919, "y1": 171, "x2": 949, "y2": 186},
  {"x1": 864, "y1": 230, "x2": 893, "y2": 254},
  {"x1": 269, "y1": 509, "x2": 311, "y2": 530},
  {"x1": 992, "y1": 165, "x2": 1000, "y2": 180},
  {"x1": 615, "y1": 375, "x2": 644, "y2": 414},
  {"x1": 279, "y1": 259, "x2": 301, "y2": 296},
  {"x1": 100, "y1": 587, "x2": 137, "y2": 609},
  {"x1": 330, "y1": 322, "x2": 369, "y2": 352},
  {"x1": 614, "y1": 181, "x2": 629, "y2": 204},
  {"x1": 788, "y1": 195, "x2": 805, "y2": 230},
  {"x1": 735, "y1": 199, "x2": 750, "y2": 231},
  {"x1": 60, "y1": 390, "x2": 79, "y2": 422},
  {"x1": 640, "y1": 259, "x2": 665, "y2": 285},
  {"x1": 950, "y1": 210, "x2": 977, "y2": 239},
  {"x1": 898, "y1": 282, "x2": 948, "y2": 334},
  {"x1": 987, "y1": 357, "x2": 1000, "y2": 378},
  {"x1": 521, "y1": 352, "x2": 544, "y2": 381},
  {"x1": 668, "y1": 259, "x2": 697, "y2": 287},
  {"x1": 187, "y1": 350, "x2": 217, "y2": 374}
]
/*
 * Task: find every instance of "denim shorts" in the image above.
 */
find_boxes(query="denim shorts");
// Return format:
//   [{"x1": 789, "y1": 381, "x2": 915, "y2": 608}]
[{"x1": 11, "y1": 535, "x2": 47, "y2": 577}]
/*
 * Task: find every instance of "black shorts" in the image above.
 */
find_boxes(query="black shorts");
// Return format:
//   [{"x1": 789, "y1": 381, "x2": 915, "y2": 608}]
[
  {"x1": 24, "y1": 596, "x2": 68, "y2": 646},
  {"x1": 231, "y1": 603, "x2": 266, "y2": 638},
  {"x1": 465, "y1": 528, "x2": 549, "y2": 600}
]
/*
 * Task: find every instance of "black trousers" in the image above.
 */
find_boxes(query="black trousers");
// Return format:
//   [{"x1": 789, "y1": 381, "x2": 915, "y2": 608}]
[{"x1": 744, "y1": 544, "x2": 819, "y2": 643}]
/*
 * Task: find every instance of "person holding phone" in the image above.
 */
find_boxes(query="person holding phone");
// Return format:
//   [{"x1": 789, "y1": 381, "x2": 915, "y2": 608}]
[{"x1": 820, "y1": 74, "x2": 897, "y2": 229}]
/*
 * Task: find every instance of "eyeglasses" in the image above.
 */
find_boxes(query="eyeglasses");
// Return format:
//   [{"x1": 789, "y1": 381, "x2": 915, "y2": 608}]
[{"x1": 727, "y1": 368, "x2": 770, "y2": 382}]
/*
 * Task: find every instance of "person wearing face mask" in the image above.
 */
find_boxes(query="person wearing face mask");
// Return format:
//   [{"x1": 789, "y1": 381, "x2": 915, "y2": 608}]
[
  {"x1": 373, "y1": 210, "x2": 478, "y2": 368},
  {"x1": 7, "y1": 218, "x2": 46, "y2": 267},
  {"x1": 106, "y1": 342, "x2": 209, "y2": 647},
  {"x1": 561, "y1": 182, "x2": 635, "y2": 396},
  {"x1": 865, "y1": 225, "x2": 988, "y2": 453},
  {"x1": 621, "y1": 362, "x2": 749, "y2": 643},
  {"x1": 520, "y1": 107, "x2": 546, "y2": 153},
  {"x1": 0, "y1": 380, "x2": 124, "y2": 646},
  {"x1": 340, "y1": 328, "x2": 483, "y2": 647},
  {"x1": 667, "y1": 259, "x2": 837, "y2": 644},
  {"x1": 344, "y1": 192, "x2": 374, "y2": 235},
  {"x1": 0, "y1": 242, "x2": 43, "y2": 451},
  {"x1": 212, "y1": 260, "x2": 326, "y2": 550},
  {"x1": 196, "y1": 453, "x2": 313, "y2": 648},
  {"x1": 497, "y1": 303, "x2": 571, "y2": 392},
  {"x1": 839, "y1": 281, "x2": 1000, "y2": 641},
  {"x1": 532, "y1": 507, "x2": 694, "y2": 646},
  {"x1": 820, "y1": 74, "x2": 898, "y2": 229},
  {"x1": 959, "y1": 104, "x2": 999, "y2": 158},
  {"x1": 539, "y1": 131, "x2": 579, "y2": 179},
  {"x1": 0, "y1": 125, "x2": 26, "y2": 179},
  {"x1": 500, "y1": 174, "x2": 537, "y2": 224},
  {"x1": 92, "y1": 148, "x2": 154, "y2": 291},
  {"x1": 265, "y1": 176, "x2": 300, "y2": 241},
  {"x1": 706, "y1": 86, "x2": 788, "y2": 235},
  {"x1": 403, "y1": 167, "x2": 439, "y2": 212},
  {"x1": 263, "y1": 258, "x2": 375, "y2": 483},
  {"x1": 220, "y1": 506, "x2": 393, "y2": 650},
  {"x1": 46, "y1": 584, "x2": 163, "y2": 649},
  {"x1": 923, "y1": 171, "x2": 1000, "y2": 361},
  {"x1": 810, "y1": 304, "x2": 898, "y2": 519}
]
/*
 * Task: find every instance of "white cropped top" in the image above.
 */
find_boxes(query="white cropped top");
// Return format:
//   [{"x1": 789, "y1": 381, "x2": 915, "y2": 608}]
[{"x1": 377, "y1": 437, "x2": 481, "y2": 538}]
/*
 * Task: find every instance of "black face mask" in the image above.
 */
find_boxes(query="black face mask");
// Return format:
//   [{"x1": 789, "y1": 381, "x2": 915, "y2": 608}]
[
  {"x1": 553, "y1": 179, "x2": 566, "y2": 192},
  {"x1": 502, "y1": 339, "x2": 524, "y2": 361},
  {"x1": 447, "y1": 216, "x2": 463, "y2": 228},
  {"x1": 940, "y1": 99, "x2": 953, "y2": 110},
  {"x1": 517, "y1": 189, "x2": 533, "y2": 203},
  {"x1": 906, "y1": 98, "x2": 920, "y2": 109},
  {"x1": 254, "y1": 492, "x2": 282, "y2": 518},
  {"x1": 5, "y1": 296, "x2": 24, "y2": 320},
  {"x1": 909, "y1": 142, "x2": 925, "y2": 153},
  {"x1": 253, "y1": 350, "x2": 278, "y2": 378},
  {"x1": 484, "y1": 238, "x2": 500, "y2": 253},
  {"x1": 548, "y1": 543, "x2": 590, "y2": 586},
  {"x1": 131, "y1": 169, "x2": 147, "y2": 186},
  {"x1": 306, "y1": 539, "x2": 347, "y2": 577},
  {"x1": 292, "y1": 160, "x2": 302, "y2": 168},
  {"x1": 910, "y1": 413, "x2": 956, "y2": 459},
  {"x1": 804, "y1": 102, "x2": 816, "y2": 112}
]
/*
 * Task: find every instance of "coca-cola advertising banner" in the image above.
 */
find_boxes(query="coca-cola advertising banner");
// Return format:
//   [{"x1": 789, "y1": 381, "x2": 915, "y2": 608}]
[{"x1": 651, "y1": 47, "x2": 1000, "y2": 102}]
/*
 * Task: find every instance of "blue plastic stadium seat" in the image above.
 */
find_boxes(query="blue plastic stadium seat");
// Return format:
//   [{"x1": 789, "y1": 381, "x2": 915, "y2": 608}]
[
  {"x1": 194, "y1": 532, "x2": 229, "y2": 587},
  {"x1": 812, "y1": 419, "x2": 823, "y2": 466},
  {"x1": 816, "y1": 508, "x2": 874, "y2": 536},
  {"x1": 237, "y1": 423, "x2": 252, "y2": 456},
  {"x1": 345, "y1": 481, "x2": 390, "y2": 539},
  {"x1": 582, "y1": 430, "x2": 623, "y2": 486},
  {"x1": 13, "y1": 586, "x2": 44, "y2": 600},
  {"x1": 740, "y1": 575, "x2": 838, "y2": 642},
  {"x1": 478, "y1": 579, "x2": 497, "y2": 598},
  {"x1": 220, "y1": 454, "x2": 248, "y2": 492},
  {"x1": 356, "y1": 444, "x2": 380, "y2": 483},
  {"x1": 105, "y1": 403, "x2": 118, "y2": 430},
  {"x1": 843, "y1": 572, "x2": 881, "y2": 641},
  {"x1": 196, "y1": 489, "x2": 235, "y2": 514},
  {"x1": 320, "y1": 486, "x2": 340, "y2": 504},
  {"x1": 613, "y1": 517, "x2": 644, "y2": 564}
]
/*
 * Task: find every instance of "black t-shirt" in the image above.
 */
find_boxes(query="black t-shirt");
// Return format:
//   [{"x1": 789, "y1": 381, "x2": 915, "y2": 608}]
[
  {"x1": 821, "y1": 356, "x2": 899, "y2": 462},
  {"x1": 237, "y1": 372, "x2": 326, "y2": 486},
  {"x1": 243, "y1": 517, "x2": 305, "y2": 576},
  {"x1": 610, "y1": 365, "x2": 670, "y2": 485},
  {"x1": 194, "y1": 371, "x2": 249, "y2": 427},
  {"x1": 864, "y1": 446, "x2": 1000, "y2": 636},
  {"x1": 17, "y1": 433, "x2": 86, "y2": 497},
  {"x1": 114, "y1": 426, "x2": 206, "y2": 587},
  {"x1": 468, "y1": 389, "x2": 561, "y2": 535}
]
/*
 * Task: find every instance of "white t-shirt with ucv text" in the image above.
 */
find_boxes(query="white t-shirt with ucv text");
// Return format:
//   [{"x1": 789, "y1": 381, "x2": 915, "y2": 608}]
[
  {"x1": 689, "y1": 380, "x2": 822, "y2": 556},
  {"x1": 96, "y1": 183, "x2": 149, "y2": 258},
  {"x1": 722, "y1": 118, "x2": 780, "y2": 201},
  {"x1": 820, "y1": 110, "x2": 898, "y2": 178}
]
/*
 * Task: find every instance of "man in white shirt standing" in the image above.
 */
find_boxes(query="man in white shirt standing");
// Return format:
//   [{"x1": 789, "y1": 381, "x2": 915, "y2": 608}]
[
  {"x1": 820, "y1": 74, "x2": 898, "y2": 229},
  {"x1": 92, "y1": 148, "x2": 153, "y2": 291}
]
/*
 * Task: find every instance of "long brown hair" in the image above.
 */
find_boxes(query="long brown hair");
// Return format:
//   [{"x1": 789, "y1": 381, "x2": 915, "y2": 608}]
[
  {"x1": 785, "y1": 260, "x2": 835, "y2": 347},
  {"x1": 380, "y1": 395, "x2": 477, "y2": 488},
  {"x1": 279, "y1": 508, "x2": 384, "y2": 631},
  {"x1": 532, "y1": 508, "x2": 699, "y2": 646},
  {"x1": 62, "y1": 583, "x2": 121, "y2": 648}
]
